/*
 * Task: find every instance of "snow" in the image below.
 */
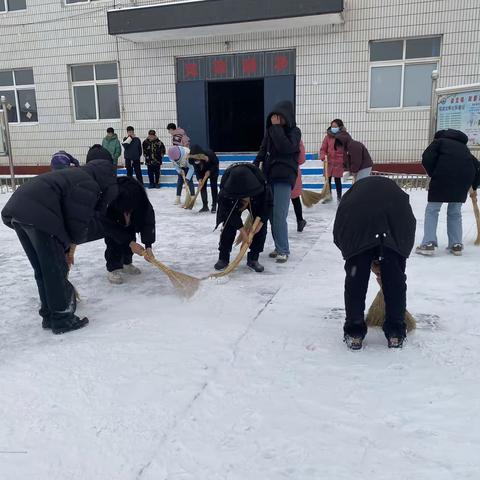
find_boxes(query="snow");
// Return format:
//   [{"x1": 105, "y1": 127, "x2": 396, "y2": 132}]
[{"x1": 0, "y1": 187, "x2": 479, "y2": 480}]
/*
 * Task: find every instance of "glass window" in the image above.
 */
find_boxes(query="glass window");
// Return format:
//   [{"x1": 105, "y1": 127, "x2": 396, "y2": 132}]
[
  {"x1": 370, "y1": 66, "x2": 402, "y2": 108},
  {"x1": 370, "y1": 41, "x2": 403, "y2": 61},
  {"x1": 406, "y1": 37, "x2": 441, "y2": 59},
  {"x1": 95, "y1": 63, "x2": 117, "y2": 80},
  {"x1": 0, "y1": 2, "x2": 5, "y2": 12},
  {"x1": 97, "y1": 85, "x2": 120, "y2": 119},
  {"x1": 14, "y1": 68, "x2": 34, "y2": 86},
  {"x1": 17, "y1": 89, "x2": 38, "y2": 122},
  {"x1": 6, "y1": 0, "x2": 26, "y2": 11},
  {"x1": 0, "y1": 90, "x2": 18, "y2": 122},
  {"x1": 71, "y1": 65, "x2": 94, "y2": 82},
  {"x1": 403, "y1": 63, "x2": 438, "y2": 107},
  {"x1": 73, "y1": 85, "x2": 96, "y2": 120},
  {"x1": 0, "y1": 71, "x2": 14, "y2": 87},
  {"x1": 65, "y1": 0, "x2": 90, "y2": 4}
]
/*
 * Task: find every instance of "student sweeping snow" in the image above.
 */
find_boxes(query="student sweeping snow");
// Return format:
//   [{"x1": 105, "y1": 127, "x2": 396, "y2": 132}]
[
  {"x1": 168, "y1": 146, "x2": 195, "y2": 205},
  {"x1": 333, "y1": 176, "x2": 416, "y2": 350}
]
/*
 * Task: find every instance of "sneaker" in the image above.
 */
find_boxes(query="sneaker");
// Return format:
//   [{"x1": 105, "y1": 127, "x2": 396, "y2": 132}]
[
  {"x1": 199, "y1": 205, "x2": 209, "y2": 213},
  {"x1": 387, "y1": 337, "x2": 404, "y2": 349},
  {"x1": 269, "y1": 250, "x2": 279, "y2": 258},
  {"x1": 107, "y1": 270, "x2": 123, "y2": 284},
  {"x1": 247, "y1": 259, "x2": 264, "y2": 273},
  {"x1": 52, "y1": 316, "x2": 89, "y2": 335},
  {"x1": 211, "y1": 204, "x2": 217, "y2": 213},
  {"x1": 276, "y1": 254, "x2": 289, "y2": 263},
  {"x1": 415, "y1": 242, "x2": 435, "y2": 256},
  {"x1": 448, "y1": 243, "x2": 463, "y2": 256},
  {"x1": 297, "y1": 219, "x2": 307, "y2": 232},
  {"x1": 174, "y1": 196, "x2": 181, "y2": 205},
  {"x1": 214, "y1": 259, "x2": 229, "y2": 271},
  {"x1": 344, "y1": 335, "x2": 363, "y2": 350},
  {"x1": 123, "y1": 264, "x2": 141, "y2": 275}
]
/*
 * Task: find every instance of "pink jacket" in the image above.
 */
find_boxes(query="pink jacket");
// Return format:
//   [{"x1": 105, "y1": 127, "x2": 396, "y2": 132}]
[
  {"x1": 291, "y1": 140, "x2": 306, "y2": 199},
  {"x1": 320, "y1": 131, "x2": 344, "y2": 178}
]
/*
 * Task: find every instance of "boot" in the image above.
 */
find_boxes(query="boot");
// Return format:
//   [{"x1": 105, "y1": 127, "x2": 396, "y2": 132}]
[
  {"x1": 174, "y1": 196, "x2": 181, "y2": 205},
  {"x1": 297, "y1": 219, "x2": 307, "y2": 232},
  {"x1": 247, "y1": 253, "x2": 264, "y2": 273},
  {"x1": 214, "y1": 258, "x2": 229, "y2": 271},
  {"x1": 199, "y1": 204, "x2": 209, "y2": 213},
  {"x1": 123, "y1": 263, "x2": 141, "y2": 275},
  {"x1": 211, "y1": 203, "x2": 217, "y2": 213},
  {"x1": 52, "y1": 316, "x2": 89, "y2": 335},
  {"x1": 107, "y1": 269, "x2": 123, "y2": 284},
  {"x1": 42, "y1": 317, "x2": 51, "y2": 329}
]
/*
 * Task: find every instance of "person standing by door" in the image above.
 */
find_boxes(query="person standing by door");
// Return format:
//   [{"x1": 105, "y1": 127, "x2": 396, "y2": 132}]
[
  {"x1": 254, "y1": 100, "x2": 301, "y2": 263},
  {"x1": 122, "y1": 126, "x2": 143, "y2": 185}
]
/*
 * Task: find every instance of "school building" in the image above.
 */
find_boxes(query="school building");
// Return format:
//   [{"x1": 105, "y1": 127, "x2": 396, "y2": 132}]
[{"x1": 0, "y1": 0, "x2": 479, "y2": 174}]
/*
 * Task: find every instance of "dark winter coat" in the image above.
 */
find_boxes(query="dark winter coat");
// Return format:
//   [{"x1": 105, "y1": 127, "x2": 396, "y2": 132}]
[
  {"x1": 422, "y1": 129, "x2": 480, "y2": 203},
  {"x1": 101, "y1": 177, "x2": 156, "y2": 248},
  {"x1": 254, "y1": 101, "x2": 301, "y2": 188},
  {"x1": 142, "y1": 137, "x2": 166, "y2": 166},
  {"x1": 122, "y1": 136, "x2": 142, "y2": 161},
  {"x1": 333, "y1": 176, "x2": 416, "y2": 260},
  {"x1": 216, "y1": 163, "x2": 273, "y2": 230},
  {"x1": 189, "y1": 144, "x2": 220, "y2": 178},
  {"x1": 335, "y1": 131, "x2": 373, "y2": 174},
  {"x1": 2, "y1": 160, "x2": 118, "y2": 250},
  {"x1": 86, "y1": 145, "x2": 114, "y2": 164}
]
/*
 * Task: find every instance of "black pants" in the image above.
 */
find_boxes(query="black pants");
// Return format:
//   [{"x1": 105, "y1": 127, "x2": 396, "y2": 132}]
[
  {"x1": 328, "y1": 176, "x2": 343, "y2": 199},
  {"x1": 105, "y1": 234, "x2": 135, "y2": 272},
  {"x1": 344, "y1": 247, "x2": 407, "y2": 339},
  {"x1": 199, "y1": 171, "x2": 219, "y2": 207},
  {"x1": 219, "y1": 222, "x2": 268, "y2": 262},
  {"x1": 126, "y1": 157, "x2": 144, "y2": 184},
  {"x1": 291, "y1": 196, "x2": 304, "y2": 223},
  {"x1": 12, "y1": 222, "x2": 77, "y2": 326},
  {"x1": 176, "y1": 168, "x2": 195, "y2": 196},
  {"x1": 147, "y1": 163, "x2": 161, "y2": 186}
]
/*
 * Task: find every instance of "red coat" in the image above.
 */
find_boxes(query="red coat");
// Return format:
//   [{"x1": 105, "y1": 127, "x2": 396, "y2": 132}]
[
  {"x1": 320, "y1": 133, "x2": 344, "y2": 178},
  {"x1": 291, "y1": 140, "x2": 306, "y2": 199}
]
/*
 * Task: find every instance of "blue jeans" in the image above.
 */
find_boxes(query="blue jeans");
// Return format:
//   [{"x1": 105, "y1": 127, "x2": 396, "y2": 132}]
[
  {"x1": 270, "y1": 182, "x2": 291, "y2": 255},
  {"x1": 176, "y1": 168, "x2": 195, "y2": 196},
  {"x1": 422, "y1": 202, "x2": 463, "y2": 247}
]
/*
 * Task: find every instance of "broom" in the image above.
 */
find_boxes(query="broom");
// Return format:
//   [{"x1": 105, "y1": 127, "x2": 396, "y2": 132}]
[
  {"x1": 208, "y1": 217, "x2": 262, "y2": 279},
  {"x1": 234, "y1": 212, "x2": 254, "y2": 246},
  {"x1": 184, "y1": 171, "x2": 210, "y2": 210},
  {"x1": 366, "y1": 262, "x2": 416, "y2": 332},
  {"x1": 181, "y1": 171, "x2": 193, "y2": 208},
  {"x1": 301, "y1": 157, "x2": 331, "y2": 207},
  {"x1": 470, "y1": 189, "x2": 480, "y2": 245},
  {"x1": 143, "y1": 252, "x2": 201, "y2": 297}
]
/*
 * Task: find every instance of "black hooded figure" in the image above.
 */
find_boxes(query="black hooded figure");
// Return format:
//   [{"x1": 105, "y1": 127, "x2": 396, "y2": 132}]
[
  {"x1": 333, "y1": 176, "x2": 416, "y2": 349},
  {"x1": 215, "y1": 163, "x2": 273, "y2": 273},
  {"x1": 1, "y1": 160, "x2": 118, "y2": 334},
  {"x1": 254, "y1": 100, "x2": 301, "y2": 263}
]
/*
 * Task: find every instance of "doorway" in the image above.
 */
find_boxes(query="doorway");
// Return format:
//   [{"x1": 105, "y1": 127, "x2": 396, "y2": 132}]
[{"x1": 208, "y1": 80, "x2": 264, "y2": 152}]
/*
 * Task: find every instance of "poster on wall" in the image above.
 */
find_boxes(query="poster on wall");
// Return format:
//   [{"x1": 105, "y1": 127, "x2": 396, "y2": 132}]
[{"x1": 437, "y1": 90, "x2": 480, "y2": 148}]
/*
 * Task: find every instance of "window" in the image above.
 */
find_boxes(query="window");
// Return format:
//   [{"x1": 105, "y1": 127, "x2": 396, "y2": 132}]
[
  {"x1": 0, "y1": 0, "x2": 26, "y2": 11},
  {"x1": 65, "y1": 0, "x2": 92, "y2": 4},
  {"x1": 369, "y1": 37, "x2": 441, "y2": 109},
  {"x1": 70, "y1": 63, "x2": 120, "y2": 121},
  {"x1": 0, "y1": 68, "x2": 37, "y2": 123}
]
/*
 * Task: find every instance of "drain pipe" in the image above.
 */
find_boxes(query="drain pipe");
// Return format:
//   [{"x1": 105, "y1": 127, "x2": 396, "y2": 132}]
[{"x1": 1, "y1": 95, "x2": 16, "y2": 191}]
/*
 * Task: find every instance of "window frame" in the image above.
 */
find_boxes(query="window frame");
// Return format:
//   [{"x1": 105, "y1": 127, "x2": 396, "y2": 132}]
[
  {"x1": 70, "y1": 62, "x2": 120, "y2": 122},
  {"x1": 0, "y1": 68, "x2": 38, "y2": 125},
  {"x1": 368, "y1": 36, "x2": 441, "y2": 112},
  {"x1": 0, "y1": 0, "x2": 27, "y2": 12},
  {"x1": 64, "y1": 0, "x2": 92, "y2": 5}
]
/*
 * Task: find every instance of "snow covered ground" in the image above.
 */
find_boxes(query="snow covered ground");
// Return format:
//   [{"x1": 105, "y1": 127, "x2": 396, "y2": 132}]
[{"x1": 0, "y1": 187, "x2": 479, "y2": 480}]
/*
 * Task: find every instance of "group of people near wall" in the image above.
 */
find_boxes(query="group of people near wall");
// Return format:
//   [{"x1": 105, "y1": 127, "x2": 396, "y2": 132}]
[{"x1": 3, "y1": 100, "x2": 479, "y2": 350}]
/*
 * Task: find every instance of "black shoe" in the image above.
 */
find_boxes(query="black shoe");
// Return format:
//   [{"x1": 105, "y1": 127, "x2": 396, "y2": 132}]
[
  {"x1": 247, "y1": 259, "x2": 264, "y2": 273},
  {"x1": 211, "y1": 204, "x2": 217, "y2": 213},
  {"x1": 149, "y1": 183, "x2": 155, "y2": 189},
  {"x1": 214, "y1": 259, "x2": 229, "y2": 271},
  {"x1": 297, "y1": 219, "x2": 307, "y2": 232},
  {"x1": 52, "y1": 316, "x2": 89, "y2": 335},
  {"x1": 42, "y1": 317, "x2": 51, "y2": 329},
  {"x1": 199, "y1": 205, "x2": 209, "y2": 213},
  {"x1": 344, "y1": 335, "x2": 363, "y2": 350},
  {"x1": 387, "y1": 336, "x2": 404, "y2": 349}
]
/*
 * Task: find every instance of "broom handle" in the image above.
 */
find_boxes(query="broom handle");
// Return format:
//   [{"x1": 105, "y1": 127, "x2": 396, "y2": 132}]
[
  {"x1": 470, "y1": 188, "x2": 480, "y2": 245},
  {"x1": 141, "y1": 251, "x2": 173, "y2": 275},
  {"x1": 192, "y1": 171, "x2": 210, "y2": 202}
]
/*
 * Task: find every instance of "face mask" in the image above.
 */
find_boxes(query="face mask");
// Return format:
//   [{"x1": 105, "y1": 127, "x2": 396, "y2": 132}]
[{"x1": 331, "y1": 127, "x2": 340, "y2": 134}]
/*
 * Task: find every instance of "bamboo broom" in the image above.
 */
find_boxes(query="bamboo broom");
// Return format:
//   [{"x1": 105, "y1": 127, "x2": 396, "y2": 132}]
[
  {"x1": 184, "y1": 171, "x2": 210, "y2": 210},
  {"x1": 470, "y1": 189, "x2": 480, "y2": 245},
  {"x1": 208, "y1": 217, "x2": 262, "y2": 279},
  {"x1": 301, "y1": 156, "x2": 331, "y2": 207},
  {"x1": 366, "y1": 263, "x2": 416, "y2": 332},
  {"x1": 181, "y1": 171, "x2": 192, "y2": 208}
]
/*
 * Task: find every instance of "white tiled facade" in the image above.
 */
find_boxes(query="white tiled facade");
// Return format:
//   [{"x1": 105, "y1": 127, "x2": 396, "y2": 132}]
[{"x1": 0, "y1": 0, "x2": 479, "y2": 168}]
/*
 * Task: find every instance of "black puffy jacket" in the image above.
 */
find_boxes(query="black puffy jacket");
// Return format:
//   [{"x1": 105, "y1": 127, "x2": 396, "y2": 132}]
[
  {"x1": 254, "y1": 101, "x2": 301, "y2": 188},
  {"x1": 86, "y1": 145, "x2": 114, "y2": 164},
  {"x1": 422, "y1": 129, "x2": 480, "y2": 203},
  {"x1": 333, "y1": 176, "x2": 416, "y2": 260},
  {"x1": 189, "y1": 144, "x2": 219, "y2": 178},
  {"x1": 2, "y1": 160, "x2": 118, "y2": 249}
]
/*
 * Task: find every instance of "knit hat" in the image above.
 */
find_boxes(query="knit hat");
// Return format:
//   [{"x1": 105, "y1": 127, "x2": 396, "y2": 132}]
[
  {"x1": 223, "y1": 164, "x2": 265, "y2": 198},
  {"x1": 168, "y1": 146, "x2": 181, "y2": 161}
]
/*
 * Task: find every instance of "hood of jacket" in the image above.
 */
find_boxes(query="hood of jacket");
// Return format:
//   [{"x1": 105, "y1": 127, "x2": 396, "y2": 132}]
[
  {"x1": 266, "y1": 101, "x2": 296, "y2": 129},
  {"x1": 335, "y1": 130, "x2": 353, "y2": 148},
  {"x1": 434, "y1": 129, "x2": 469, "y2": 144},
  {"x1": 222, "y1": 163, "x2": 266, "y2": 199},
  {"x1": 82, "y1": 159, "x2": 118, "y2": 213},
  {"x1": 104, "y1": 133, "x2": 118, "y2": 143}
]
